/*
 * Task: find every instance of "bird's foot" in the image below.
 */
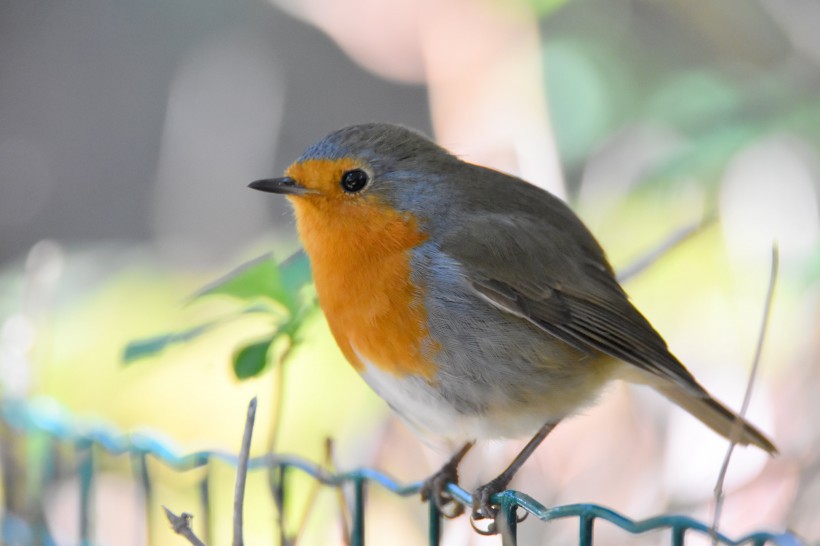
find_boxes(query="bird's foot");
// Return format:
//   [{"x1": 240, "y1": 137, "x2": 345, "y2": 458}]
[
  {"x1": 469, "y1": 477, "x2": 529, "y2": 536},
  {"x1": 421, "y1": 461, "x2": 464, "y2": 519},
  {"x1": 470, "y1": 476, "x2": 510, "y2": 521}
]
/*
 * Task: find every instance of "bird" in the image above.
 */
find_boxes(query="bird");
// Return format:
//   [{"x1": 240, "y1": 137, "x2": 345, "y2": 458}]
[{"x1": 249, "y1": 122, "x2": 777, "y2": 523}]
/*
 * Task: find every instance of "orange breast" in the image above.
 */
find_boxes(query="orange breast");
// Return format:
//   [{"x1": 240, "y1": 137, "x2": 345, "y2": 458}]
[{"x1": 288, "y1": 184, "x2": 438, "y2": 379}]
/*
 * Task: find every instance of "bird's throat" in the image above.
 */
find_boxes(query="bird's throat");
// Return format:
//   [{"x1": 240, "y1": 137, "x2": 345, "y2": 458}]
[{"x1": 290, "y1": 197, "x2": 439, "y2": 379}]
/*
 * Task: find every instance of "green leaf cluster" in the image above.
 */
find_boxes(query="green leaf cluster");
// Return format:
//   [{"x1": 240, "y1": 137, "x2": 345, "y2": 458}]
[{"x1": 123, "y1": 251, "x2": 315, "y2": 381}]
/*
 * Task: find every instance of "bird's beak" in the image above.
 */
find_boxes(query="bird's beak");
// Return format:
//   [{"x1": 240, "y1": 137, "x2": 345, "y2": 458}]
[{"x1": 248, "y1": 177, "x2": 312, "y2": 196}]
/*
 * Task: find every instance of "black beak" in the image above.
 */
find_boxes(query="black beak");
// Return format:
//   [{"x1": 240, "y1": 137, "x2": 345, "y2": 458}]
[{"x1": 248, "y1": 177, "x2": 311, "y2": 195}]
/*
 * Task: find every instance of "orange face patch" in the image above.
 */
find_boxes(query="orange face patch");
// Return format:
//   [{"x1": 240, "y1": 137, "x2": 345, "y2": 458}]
[
  {"x1": 285, "y1": 158, "x2": 365, "y2": 197},
  {"x1": 284, "y1": 158, "x2": 439, "y2": 379}
]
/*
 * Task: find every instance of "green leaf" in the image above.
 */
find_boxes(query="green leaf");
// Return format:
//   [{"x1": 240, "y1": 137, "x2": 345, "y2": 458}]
[
  {"x1": 191, "y1": 250, "x2": 313, "y2": 314},
  {"x1": 646, "y1": 71, "x2": 740, "y2": 132},
  {"x1": 123, "y1": 251, "x2": 315, "y2": 369},
  {"x1": 642, "y1": 123, "x2": 764, "y2": 190},
  {"x1": 122, "y1": 305, "x2": 272, "y2": 364},
  {"x1": 545, "y1": 41, "x2": 618, "y2": 165},
  {"x1": 123, "y1": 322, "x2": 214, "y2": 363},
  {"x1": 279, "y1": 250, "x2": 312, "y2": 301},
  {"x1": 233, "y1": 338, "x2": 274, "y2": 379},
  {"x1": 192, "y1": 253, "x2": 286, "y2": 303}
]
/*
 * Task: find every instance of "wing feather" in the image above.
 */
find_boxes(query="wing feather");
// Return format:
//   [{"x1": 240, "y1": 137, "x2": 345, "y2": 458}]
[{"x1": 439, "y1": 184, "x2": 704, "y2": 394}]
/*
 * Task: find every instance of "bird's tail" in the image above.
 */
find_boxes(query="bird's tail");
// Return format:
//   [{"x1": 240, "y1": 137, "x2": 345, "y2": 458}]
[{"x1": 655, "y1": 383, "x2": 778, "y2": 455}]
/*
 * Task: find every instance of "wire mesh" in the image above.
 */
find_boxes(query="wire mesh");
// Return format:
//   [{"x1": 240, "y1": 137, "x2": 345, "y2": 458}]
[{"x1": 0, "y1": 397, "x2": 805, "y2": 546}]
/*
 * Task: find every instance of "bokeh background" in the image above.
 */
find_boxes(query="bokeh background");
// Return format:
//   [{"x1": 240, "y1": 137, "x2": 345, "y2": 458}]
[{"x1": 1, "y1": 0, "x2": 819, "y2": 544}]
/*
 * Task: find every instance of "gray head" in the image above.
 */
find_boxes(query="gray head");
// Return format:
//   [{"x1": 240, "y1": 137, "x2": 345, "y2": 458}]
[
  {"x1": 298, "y1": 123, "x2": 450, "y2": 168},
  {"x1": 247, "y1": 123, "x2": 462, "y2": 218}
]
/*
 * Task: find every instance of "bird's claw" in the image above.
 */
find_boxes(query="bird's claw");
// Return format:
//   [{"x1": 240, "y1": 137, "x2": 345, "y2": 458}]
[
  {"x1": 470, "y1": 477, "x2": 507, "y2": 521},
  {"x1": 469, "y1": 515, "x2": 497, "y2": 535},
  {"x1": 469, "y1": 479, "x2": 528, "y2": 536},
  {"x1": 469, "y1": 508, "x2": 527, "y2": 537},
  {"x1": 421, "y1": 462, "x2": 464, "y2": 519}
]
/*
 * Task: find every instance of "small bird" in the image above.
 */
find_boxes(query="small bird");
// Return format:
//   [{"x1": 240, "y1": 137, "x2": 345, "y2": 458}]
[{"x1": 249, "y1": 123, "x2": 776, "y2": 522}]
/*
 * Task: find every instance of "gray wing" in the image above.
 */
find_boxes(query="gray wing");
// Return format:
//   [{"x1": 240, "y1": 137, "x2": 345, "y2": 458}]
[{"x1": 436, "y1": 182, "x2": 703, "y2": 393}]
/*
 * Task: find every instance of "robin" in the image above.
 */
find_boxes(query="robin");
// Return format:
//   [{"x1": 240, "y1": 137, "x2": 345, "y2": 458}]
[{"x1": 249, "y1": 123, "x2": 776, "y2": 523}]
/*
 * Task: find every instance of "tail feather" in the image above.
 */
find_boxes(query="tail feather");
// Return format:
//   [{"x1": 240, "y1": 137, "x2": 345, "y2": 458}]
[{"x1": 656, "y1": 384, "x2": 778, "y2": 455}]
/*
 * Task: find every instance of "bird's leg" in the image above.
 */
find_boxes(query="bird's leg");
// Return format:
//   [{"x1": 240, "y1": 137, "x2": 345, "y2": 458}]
[
  {"x1": 472, "y1": 421, "x2": 558, "y2": 521},
  {"x1": 421, "y1": 441, "x2": 475, "y2": 518}
]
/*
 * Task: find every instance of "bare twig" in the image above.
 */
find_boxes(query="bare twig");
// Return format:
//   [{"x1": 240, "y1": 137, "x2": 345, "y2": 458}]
[
  {"x1": 290, "y1": 438, "x2": 337, "y2": 545},
  {"x1": 617, "y1": 215, "x2": 714, "y2": 283},
  {"x1": 267, "y1": 343, "x2": 292, "y2": 453},
  {"x1": 234, "y1": 397, "x2": 258, "y2": 546},
  {"x1": 268, "y1": 344, "x2": 291, "y2": 545},
  {"x1": 163, "y1": 506, "x2": 208, "y2": 546},
  {"x1": 329, "y1": 438, "x2": 353, "y2": 546},
  {"x1": 199, "y1": 465, "x2": 213, "y2": 546},
  {"x1": 710, "y1": 244, "x2": 779, "y2": 544}
]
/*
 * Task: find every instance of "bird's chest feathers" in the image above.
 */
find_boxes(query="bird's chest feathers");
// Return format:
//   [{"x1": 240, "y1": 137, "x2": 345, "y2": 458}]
[{"x1": 292, "y1": 198, "x2": 437, "y2": 378}]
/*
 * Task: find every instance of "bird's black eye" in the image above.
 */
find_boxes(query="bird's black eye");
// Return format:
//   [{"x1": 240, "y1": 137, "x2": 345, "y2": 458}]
[{"x1": 340, "y1": 169, "x2": 369, "y2": 193}]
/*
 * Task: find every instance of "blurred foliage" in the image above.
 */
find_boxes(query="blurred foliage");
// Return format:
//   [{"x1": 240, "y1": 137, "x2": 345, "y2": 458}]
[
  {"x1": 527, "y1": 0, "x2": 572, "y2": 17},
  {"x1": 541, "y1": 4, "x2": 820, "y2": 197},
  {"x1": 0, "y1": 243, "x2": 386, "y2": 544},
  {"x1": 123, "y1": 251, "x2": 316, "y2": 382}
]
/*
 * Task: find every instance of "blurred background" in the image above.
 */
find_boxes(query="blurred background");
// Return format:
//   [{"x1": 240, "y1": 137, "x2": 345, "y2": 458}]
[{"x1": 1, "y1": 0, "x2": 819, "y2": 544}]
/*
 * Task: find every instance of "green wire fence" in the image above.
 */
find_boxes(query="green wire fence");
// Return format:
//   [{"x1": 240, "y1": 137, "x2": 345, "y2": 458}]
[{"x1": 0, "y1": 396, "x2": 805, "y2": 546}]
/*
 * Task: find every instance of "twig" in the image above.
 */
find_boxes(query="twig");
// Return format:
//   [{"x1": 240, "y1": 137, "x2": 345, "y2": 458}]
[
  {"x1": 234, "y1": 397, "x2": 258, "y2": 546},
  {"x1": 267, "y1": 343, "x2": 292, "y2": 454},
  {"x1": 329, "y1": 438, "x2": 353, "y2": 546},
  {"x1": 290, "y1": 438, "x2": 337, "y2": 545},
  {"x1": 710, "y1": 244, "x2": 779, "y2": 544},
  {"x1": 163, "y1": 506, "x2": 208, "y2": 546},
  {"x1": 268, "y1": 344, "x2": 291, "y2": 545},
  {"x1": 271, "y1": 465, "x2": 288, "y2": 546},
  {"x1": 617, "y1": 215, "x2": 714, "y2": 283}
]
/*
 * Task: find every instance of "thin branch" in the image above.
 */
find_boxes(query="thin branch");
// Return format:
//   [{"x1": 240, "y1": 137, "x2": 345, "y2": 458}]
[
  {"x1": 234, "y1": 397, "x2": 258, "y2": 546},
  {"x1": 267, "y1": 343, "x2": 292, "y2": 453},
  {"x1": 710, "y1": 244, "x2": 779, "y2": 544},
  {"x1": 617, "y1": 215, "x2": 714, "y2": 283},
  {"x1": 329, "y1": 438, "x2": 352, "y2": 546},
  {"x1": 163, "y1": 506, "x2": 208, "y2": 546},
  {"x1": 267, "y1": 344, "x2": 291, "y2": 545},
  {"x1": 290, "y1": 438, "x2": 337, "y2": 546}
]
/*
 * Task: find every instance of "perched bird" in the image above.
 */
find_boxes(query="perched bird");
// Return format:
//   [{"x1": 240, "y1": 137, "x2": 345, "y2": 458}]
[{"x1": 249, "y1": 123, "x2": 776, "y2": 522}]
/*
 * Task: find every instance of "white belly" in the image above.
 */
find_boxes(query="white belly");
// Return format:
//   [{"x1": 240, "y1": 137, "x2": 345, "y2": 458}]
[{"x1": 356, "y1": 350, "x2": 563, "y2": 447}]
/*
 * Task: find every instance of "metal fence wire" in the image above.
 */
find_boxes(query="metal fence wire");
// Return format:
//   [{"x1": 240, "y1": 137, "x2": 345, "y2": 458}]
[{"x1": 0, "y1": 397, "x2": 805, "y2": 546}]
